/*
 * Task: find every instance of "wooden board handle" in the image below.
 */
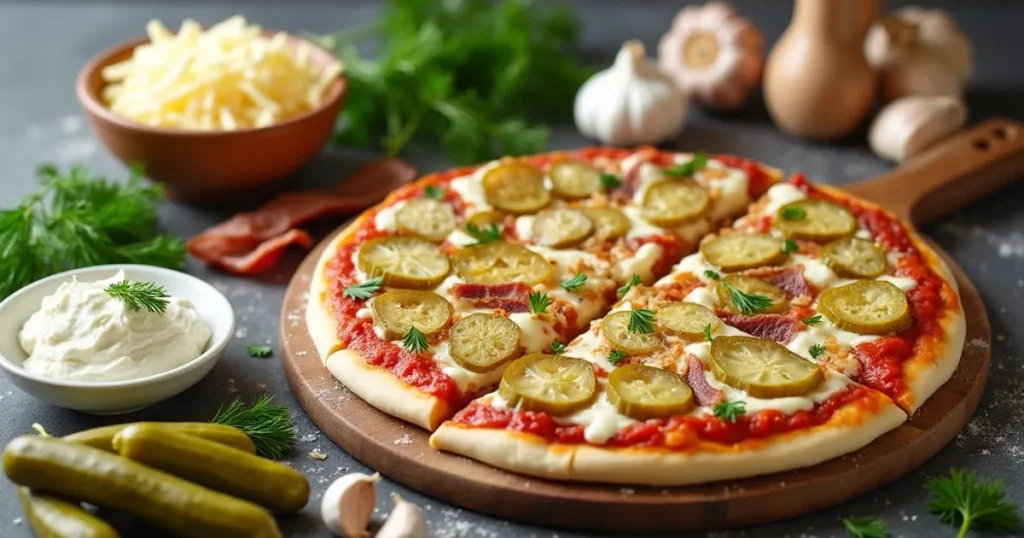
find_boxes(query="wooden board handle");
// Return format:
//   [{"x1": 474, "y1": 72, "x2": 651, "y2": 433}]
[{"x1": 846, "y1": 118, "x2": 1024, "y2": 226}]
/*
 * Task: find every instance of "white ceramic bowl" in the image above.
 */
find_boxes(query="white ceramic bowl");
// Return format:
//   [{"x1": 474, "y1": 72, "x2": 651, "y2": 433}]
[{"x1": 0, "y1": 265, "x2": 234, "y2": 414}]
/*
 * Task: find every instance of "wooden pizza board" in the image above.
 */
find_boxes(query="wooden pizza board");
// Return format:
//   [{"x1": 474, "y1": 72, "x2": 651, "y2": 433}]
[{"x1": 281, "y1": 119, "x2": 1024, "y2": 532}]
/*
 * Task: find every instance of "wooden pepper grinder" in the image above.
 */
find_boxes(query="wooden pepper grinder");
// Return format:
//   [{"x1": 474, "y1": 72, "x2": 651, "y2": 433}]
[{"x1": 764, "y1": 0, "x2": 880, "y2": 139}]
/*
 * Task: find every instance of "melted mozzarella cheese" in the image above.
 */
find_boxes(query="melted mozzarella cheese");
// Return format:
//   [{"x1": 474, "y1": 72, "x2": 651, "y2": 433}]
[
  {"x1": 509, "y1": 312, "x2": 558, "y2": 353},
  {"x1": 449, "y1": 162, "x2": 498, "y2": 212},
  {"x1": 703, "y1": 370, "x2": 852, "y2": 414},
  {"x1": 683, "y1": 286, "x2": 718, "y2": 309},
  {"x1": 614, "y1": 242, "x2": 663, "y2": 283},
  {"x1": 667, "y1": 252, "x2": 717, "y2": 283},
  {"x1": 431, "y1": 341, "x2": 505, "y2": 393},
  {"x1": 800, "y1": 257, "x2": 839, "y2": 289},
  {"x1": 630, "y1": 163, "x2": 666, "y2": 204},
  {"x1": 373, "y1": 201, "x2": 405, "y2": 232},
  {"x1": 762, "y1": 183, "x2": 807, "y2": 214},
  {"x1": 878, "y1": 274, "x2": 918, "y2": 292},
  {"x1": 515, "y1": 215, "x2": 535, "y2": 242},
  {"x1": 563, "y1": 386, "x2": 636, "y2": 444}
]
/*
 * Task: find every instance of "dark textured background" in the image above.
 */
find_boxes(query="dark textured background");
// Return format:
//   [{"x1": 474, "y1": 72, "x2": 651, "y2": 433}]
[{"x1": 1, "y1": 1, "x2": 1023, "y2": 536}]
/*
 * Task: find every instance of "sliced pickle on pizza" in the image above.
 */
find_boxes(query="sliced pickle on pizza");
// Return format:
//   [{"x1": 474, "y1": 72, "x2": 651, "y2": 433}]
[
  {"x1": 396, "y1": 198, "x2": 457, "y2": 242},
  {"x1": 580, "y1": 207, "x2": 631, "y2": 240},
  {"x1": 372, "y1": 290, "x2": 453, "y2": 340},
  {"x1": 449, "y1": 313, "x2": 522, "y2": 373},
  {"x1": 498, "y1": 354, "x2": 596, "y2": 416},
  {"x1": 710, "y1": 336, "x2": 824, "y2": 398},
  {"x1": 452, "y1": 242, "x2": 551, "y2": 285},
  {"x1": 642, "y1": 179, "x2": 710, "y2": 227},
  {"x1": 532, "y1": 208, "x2": 594, "y2": 248},
  {"x1": 482, "y1": 163, "x2": 551, "y2": 214},
  {"x1": 357, "y1": 237, "x2": 450, "y2": 289},
  {"x1": 607, "y1": 364, "x2": 695, "y2": 420},
  {"x1": 716, "y1": 274, "x2": 787, "y2": 314},
  {"x1": 601, "y1": 311, "x2": 661, "y2": 355},
  {"x1": 776, "y1": 199, "x2": 857, "y2": 242},
  {"x1": 549, "y1": 161, "x2": 602, "y2": 199},
  {"x1": 466, "y1": 209, "x2": 507, "y2": 229},
  {"x1": 700, "y1": 233, "x2": 785, "y2": 272},
  {"x1": 657, "y1": 302, "x2": 720, "y2": 338},
  {"x1": 819, "y1": 280, "x2": 912, "y2": 335},
  {"x1": 821, "y1": 237, "x2": 887, "y2": 278}
]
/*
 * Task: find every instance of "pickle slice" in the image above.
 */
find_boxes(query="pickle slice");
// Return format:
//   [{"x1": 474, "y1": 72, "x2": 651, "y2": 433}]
[
  {"x1": 607, "y1": 364, "x2": 695, "y2": 420},
  {"x1": 657, "y1": 302, "x2": 721, "y2": 338},
  {"x1": 776, "y1": 199, "x2": 857, "y2": 242},
  {"x1": 549, "y1": 161, "x2": 602, "y2": 199},
  {"x1": 716, "y1": 274, "x2": 788, "y2": 314},
  {"x1": 700, "y1": 233, "x2": 785, "y2": 272},
  {"x1": 580, "y1": 207, "x2": 631, "y2": 240},
  {"x1": 532, "y1": 209, "x2": 594, "y2": 248},
  {"x1": 372, "y1": 290, "x2": 453, "y2": 340},
  {"x1": 449, "y1": 313, "x2": 522, "y2": 373},
  {"x1": 452, "y1": 242, "x2": 551, "y2": 285},
  {"x1": 601, "y1": 311, "x2": 661, "y2": 355},
  {"x1": 482, "y1": 163, "x2": 551, "y2": 214},
  {"x1": 498, "y1": 354, "x2": 597, "y2": 416},
  {"x1": 821, "y1": 237, "x2": 887, "y2": 278},
  {"x1": 818, "y1": 280, "x2": 912, "y2": 335},
  {"x1": 642, "y1": 180, "x2": 710, "y2": 227},
  {"x1": 396, "y1": 198, "x2": 457, "y2": 243},
  {"x1": 466, "y1": 210, "x2": 507, "y2": 230},
  {"x1": 710, "y1": 336, "x2": 824, "y2": 398},
  {"x1": 357, "y1": 237, "x2": 450, "y2": 289}
]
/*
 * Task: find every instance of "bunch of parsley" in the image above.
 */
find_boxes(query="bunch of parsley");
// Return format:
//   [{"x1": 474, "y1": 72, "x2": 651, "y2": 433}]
[{"x1": 313, "y1": 0, "x2": 592, "y2": 163}]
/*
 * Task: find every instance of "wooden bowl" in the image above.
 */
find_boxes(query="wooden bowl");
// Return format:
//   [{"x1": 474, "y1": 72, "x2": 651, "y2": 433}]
[{"x1": 76, "y1": 34, "x2": 347, "y2": 202}]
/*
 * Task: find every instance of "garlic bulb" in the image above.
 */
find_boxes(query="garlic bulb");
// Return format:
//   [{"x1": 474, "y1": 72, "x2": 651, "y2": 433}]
[
  {"x1": 869, "y1": 95, "x2": 967, "y2": 162},
  {"x1": 320, "y1": 472, "x2": 380, "y2": 537},
  {"x1": 864, "y1": 7, "x2": 973, "y2": 101},
  {"x1": 574, "y1": 40, "x2": 687, "y2": 146},
  {"x1": 375, "y1": 494, "x2": 427, "y2": 538},
  {"x1": 658, "y1": 1, "x2": 764, "y2": 111}
]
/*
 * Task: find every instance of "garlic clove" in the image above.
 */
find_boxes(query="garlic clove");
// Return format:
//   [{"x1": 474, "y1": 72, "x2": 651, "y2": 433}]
[
  {"x1": 375, "y1": 493, "x2": 427, "y2": 538},
  {"x1": 868, "y1": 95, "x2": 967, "y2": 163},
  {"x1": 320, "y1": 472, "x2": 381, "y2": 537}
]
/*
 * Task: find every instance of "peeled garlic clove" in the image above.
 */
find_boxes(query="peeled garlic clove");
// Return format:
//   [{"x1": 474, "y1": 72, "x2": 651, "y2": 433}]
[
  {"x1": 375, "y1": 493, "x2": 427, "y2": 538},
  {"x1": 869, "y1": 95, "x2": 967, "y2": 163},
  {"x1": 321, "y1": 472, "x2": 380, "y2": 537}
]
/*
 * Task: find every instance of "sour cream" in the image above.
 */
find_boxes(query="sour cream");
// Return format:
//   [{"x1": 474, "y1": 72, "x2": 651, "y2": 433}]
[{"x1": 19, "y1": 271, "x2": 211, "y2": 383}]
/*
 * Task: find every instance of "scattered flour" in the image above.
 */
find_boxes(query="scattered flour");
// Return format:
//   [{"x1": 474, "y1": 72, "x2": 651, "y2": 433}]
[
  {"x1": 394, "y1": 434, "x2": 413, "y2": 445},
  {"x1": 309, "y1": 448, "x2": 328, "y2": 461}
]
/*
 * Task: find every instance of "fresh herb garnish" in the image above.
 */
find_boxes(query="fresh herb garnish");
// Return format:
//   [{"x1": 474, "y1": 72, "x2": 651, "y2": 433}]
[
  {"x1": 343, "y1": 277, "x2": 383, "y2": 300},
  {"x1": 424, "y1": 185, "x2": 445, "y2": 199},
  {"x1": 617, "y1": 274, "x2": 642, "y2": 297},
  {"x1": 607, "y1": 350, "x2": 627, "y2": 366},
  {"x1": 560, "y1": 272, "x2": 587, "y2": 292},
  {"x1": 550, "y1": 341, "x2": 566, "y2": 354},
  {"x1": 703, "y1": 269, "x2": 721, "y2": 280},
  {"x1": 713, "y1": 400, "x2": 746, "y2": 423},
  {"x1": 782, "y1": 239, "x2": 799, "y2": 254},
  {"x1": 781, "y1": 206, "x2": 807, "y2": 221},
  {"x1": 312, "y1": 1, "x2": 590, "y2": 163},
  {"x1": 663, "y1": 152, "x2": 709, "y2": 177},
  {"x1": 402, "y1": 327, "x2": 429, "y2": 353},
  {"x1": 0, "y1": 163, "x2": 186, "y2": 301},
  {"x1": 842, "y1": 516, "x2": 889, "y2": 538},
  {"x1": 927, "y1": 468, "x2": 1021, "y2": 538},
  {"x1": 628, "y1": 309, "x2": 656, "y2": 334},
  {"x1": 703, "y1": 323, "x2": 715, "y2": 343},
  {"x1": 600, "y1": 173, "x2": 622, "y2": 190},
  {"x1": 104, "y1": 280, "x2": 169, "y2": 314},
  {"x1": 465, "y1": 223, "x2": 503, "y2": 245},
  {"x1": 528, "y1": 290, "x2": 552, "y2": 315},
  {"x1": 809, "y1": 343, "x2": 826, "y2": 359},
  {"x1": 247, "y1": 345, "x2": 273, "y2": 359},
  {"x1": 211, "y1": 396, "x2": 296, "y2": 459},
  {"x1": 721, "y1": 281, "x2": 774, "y2": 315},
  {"x1": 802, "y1": 314, "x2": 823, "y2": 325}
]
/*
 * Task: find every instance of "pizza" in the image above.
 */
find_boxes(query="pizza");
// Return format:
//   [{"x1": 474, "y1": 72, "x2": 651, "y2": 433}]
[{"x1": 306, "y1": 148, "x2": 965, "y2": 486}]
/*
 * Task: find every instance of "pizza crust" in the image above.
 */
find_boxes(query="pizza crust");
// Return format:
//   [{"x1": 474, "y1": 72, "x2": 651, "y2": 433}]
[
  {"x1": 306, "y1": 216, "x2": 367, "y2": 361},
  {"x1": 431, "y1": 396, "x2": 906, "y2": 485}
]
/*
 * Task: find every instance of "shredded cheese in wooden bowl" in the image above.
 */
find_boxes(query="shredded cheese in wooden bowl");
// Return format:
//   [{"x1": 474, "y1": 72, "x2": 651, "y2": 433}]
[{"x1": 101, "y1": 16, "x2": 343, "y2": 131}]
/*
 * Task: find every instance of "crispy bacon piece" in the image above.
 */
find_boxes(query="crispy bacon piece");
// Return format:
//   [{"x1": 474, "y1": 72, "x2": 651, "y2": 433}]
[
  {"x1": 452, "y1": 282, "x2": 532, "y2": 313},
  {"x1": 686, "y1": 354, "x2": 722, "y2": 406},
  {"x1": 720, "y1": 313, "x2": 803, "y2": 344},
  {"x1": 188, "y1": 159, "x2": 416, "y2": 275},
  {"x1": 745, "y1": 266, "x2": 816, "y2": 299}
]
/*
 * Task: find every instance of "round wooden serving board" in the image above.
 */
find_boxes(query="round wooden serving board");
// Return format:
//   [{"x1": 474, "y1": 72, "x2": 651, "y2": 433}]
[{"x1": 281, "y1": 119, "x2": 1024, "y2": 532}]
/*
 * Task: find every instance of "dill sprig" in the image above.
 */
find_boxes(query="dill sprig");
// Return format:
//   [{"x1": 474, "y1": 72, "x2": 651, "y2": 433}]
[
  {"x1": 528, "y1": 290, "x2": 552, "y2": 315},
  {"x1": 247, "y1": 345, "x2": 273, "y2": 359},
  {"x1": 664, "y1": 152, "x2": 709, "y2": 177},
  {"x1": 713, "y1": 400, "x2": 746, "y2": 423},
  {"x1": 211, "y1": 396, "x2": 296, "y2": 459},
  {"x1": 465, "y1": 223, "x2": 503, "y2": 245},
  {"x1": 104, "y1": 279, "x2": 169, "y2": 314},
  {"x1": 607, "y1": 350, "x2": 627, "y2": 366},
  {"x1": 343, "y1": 277, "x2": 383, "y2": 300},
  {"x1": 809, "y1": 343, "x2": 826, "y2": 359},
  {"x1": 560, "y1": 273, "x2": 587, "y2": 292},
  {"x1": 600, "y1": 173, "x2": 621, "y2": 190},
  {"x1": 550, "y1": 341, "x2": 566, "y2": 354},
  {"x1": 722, "y1": 281, "x2": 773, "y2": 315},
  {"x1": 628, "y1": 309, "x2": 656, "y2": 334},
  {"x1": 402, "y1": 327, "x2": 429, "y2": 353},
  {"x1": 617, "y1": 274, "x2": 642, "y2": 297},
  {"x1": 842, "y1": 516, "x2": 889, "y2": 538}
]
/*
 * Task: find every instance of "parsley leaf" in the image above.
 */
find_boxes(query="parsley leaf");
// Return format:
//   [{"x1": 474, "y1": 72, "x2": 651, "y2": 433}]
[
  {"x1": 809, "y1": 343, "x2": 827, "y2": 359},
  {"x1": 842, "y1": 516, "x2": 889, "y2": 538},
  {"x1": 343, "y1": 277, "x2": 383, "y2": 300},
  {"x1": 628, "y1": 309, "x2": 656, "y2": 334},
  {"x1": 703, "y1": 269, "x2": 721, "y2": 280},
  {"x1": 600, "y1": 173, "x2": 622, "y2": 190},
  {"x1": 782, "y1": 239, "x2": 799, "y2": 254},
  {"x1": 104, "y1": 280, "x2": 169, "y2": 314},
  {"x1": 722, "y1": 281, "x2": 774, "y2": 315},
  {"x1": 247, "y1": 345, "x2": 273, "y2": 359},
  {"x1": 607, "y1": 350, "x2": 627, "y2": 366},
  {"x1": 528, "y1": 290, "x2": 552, "y2": 315},
  {"x1": 663, "y1": 152, "x2": 709, "y2": 177},
  {"x1": 780, "y1": 206, "x2": 807, "y2": 221},
  {"x1": 560, "y1": 272, "x2": 587, "y2": 292},
  {"x1": 927, "y1": 468, "x2": 1021, "y2": 537},
  {"x1": 402, "y1": 327, "x2": 429, "y2": 354},
  {"x1": 550, "y1": 341, "x2": 566, "y2": 354},
  {"x1": 424, "y1": 185, "x2": 444, "y2": 199},
  {"x1": 802, "y1": 314, "x2": 823, "y2": 325},
  {"x1": 465, "y1": 223, "x2": 503, "y2": 245},
  {"x1": 617, "y1": 274, "x2": 642, "y2": 297},
  {"x1": 713, "y1": 401, "x2": 746, "y2": 423},
  {"x1": 703, "y1": 323, "x2": 715, "y2": 343}
]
